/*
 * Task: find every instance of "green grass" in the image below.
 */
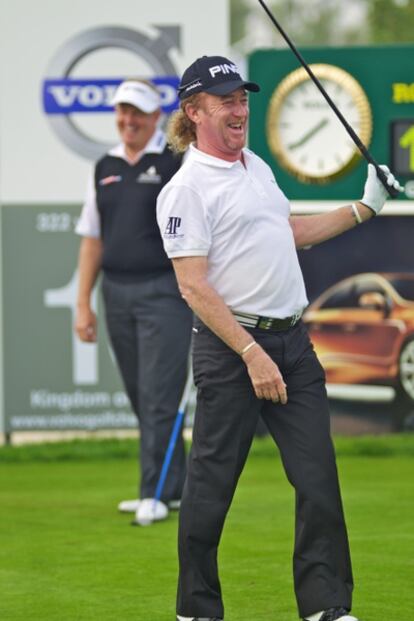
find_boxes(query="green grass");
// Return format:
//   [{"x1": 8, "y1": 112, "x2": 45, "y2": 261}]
[{"x1": 0, "y1": 436, "x2": 413, "y2": 620}]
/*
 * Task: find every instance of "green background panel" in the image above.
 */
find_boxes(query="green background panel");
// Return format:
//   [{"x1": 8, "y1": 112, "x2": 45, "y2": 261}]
[
  {"x1": 249, "y1": 45, "x2": 414, "y2": 199},
  {"x1": 1, "y1": 205, "x2": 133, "y2": 432}
]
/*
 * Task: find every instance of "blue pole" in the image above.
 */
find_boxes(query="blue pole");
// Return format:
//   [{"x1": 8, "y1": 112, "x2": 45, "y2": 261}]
[{"x1": 154, "y1": 372, "x2": 193, "y2": 503}]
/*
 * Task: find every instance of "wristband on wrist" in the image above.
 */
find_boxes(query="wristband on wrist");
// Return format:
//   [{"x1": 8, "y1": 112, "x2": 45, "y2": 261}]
[
  {"x1": 240, "y1": 341, "x2": 258, "y2": 356},
  {"x1": 351, "y1": 202, "x2": 363, "y2": 225}
]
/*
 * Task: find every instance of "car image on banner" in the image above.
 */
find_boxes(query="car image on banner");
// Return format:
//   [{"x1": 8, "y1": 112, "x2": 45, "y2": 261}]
[{"x1": 303, "y1": 272, "x2": 414, "y2": 429}]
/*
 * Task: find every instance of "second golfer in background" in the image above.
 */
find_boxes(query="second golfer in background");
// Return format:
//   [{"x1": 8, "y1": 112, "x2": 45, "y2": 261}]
[{"x1": 75, "y1": 79, "x2": 192, "y2": 526}]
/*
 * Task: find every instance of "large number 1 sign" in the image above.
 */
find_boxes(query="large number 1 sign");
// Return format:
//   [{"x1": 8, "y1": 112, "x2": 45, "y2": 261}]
[
  {"x1": 44, "y1": 269, "x2": 98, "y2": 385},
  {"x1": 1, "y1": 205, "x2": 135, "y2": 433}
]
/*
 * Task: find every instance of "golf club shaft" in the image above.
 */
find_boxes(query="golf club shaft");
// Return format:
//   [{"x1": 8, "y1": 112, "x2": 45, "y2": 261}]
[
  {"x1": 154, "y1": 370, "x2": 193, "y2": 503},
  {"x1": 257, "y1": 0, "x2": 399, "y2": 198}
]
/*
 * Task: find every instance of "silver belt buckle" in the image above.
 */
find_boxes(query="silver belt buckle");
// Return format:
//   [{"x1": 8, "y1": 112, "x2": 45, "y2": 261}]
[
  {"x1": 290, "y1": 312, "x2": 301, "y2": 326},
  {"x1": 260, "y1": 316, "x2": 273, "y2": 330}
]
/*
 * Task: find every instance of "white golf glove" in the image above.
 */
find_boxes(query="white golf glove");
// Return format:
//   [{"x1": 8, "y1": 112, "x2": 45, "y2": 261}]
[{"x1": 360, "y1": 163, "x2": 404, "y2": 215}]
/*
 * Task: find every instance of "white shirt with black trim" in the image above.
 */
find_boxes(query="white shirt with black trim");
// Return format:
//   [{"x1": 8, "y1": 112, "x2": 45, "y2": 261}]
[
  {"x1": 156, "y1": 144, "x2": 308, "y2": 318},
  {"x1": 76, "y1": 129, "x2": 167, "y2": 238}
]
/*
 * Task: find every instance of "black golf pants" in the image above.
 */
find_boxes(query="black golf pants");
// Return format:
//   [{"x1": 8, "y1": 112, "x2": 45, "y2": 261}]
[
  {"x1": 102, "y1": 271, "x2": 192, "y2": 502},
  {"x1": 177, "y1": 320, "x2": 353, "y2": 619}
]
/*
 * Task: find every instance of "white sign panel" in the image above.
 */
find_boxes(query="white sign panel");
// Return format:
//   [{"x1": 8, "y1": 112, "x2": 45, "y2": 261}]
[{"x1": 0, "y1": 0, "x2": 229, "y2": 202}]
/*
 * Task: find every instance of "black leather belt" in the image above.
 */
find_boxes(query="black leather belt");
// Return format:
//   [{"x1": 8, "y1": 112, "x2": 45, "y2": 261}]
[{"x1": 232, "y1": 310, "x2": 302, "y2": 332}]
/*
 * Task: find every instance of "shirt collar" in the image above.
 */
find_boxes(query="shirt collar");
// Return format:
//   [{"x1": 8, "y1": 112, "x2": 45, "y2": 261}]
[
  {"x1": 188, "y1": 143, "x2": 250, "y2": 169},
  {"x1": 109, "y1": 129, "x2": 166, "y2": 162}
]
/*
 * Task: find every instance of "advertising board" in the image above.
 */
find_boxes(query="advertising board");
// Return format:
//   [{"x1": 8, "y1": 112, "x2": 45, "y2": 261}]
[
  {"x1": 249, "y1": 46, "x2": 414, "y2": 430},
  {"x1": 249, "y1": 45, "x2": 414, "y2": 201},
  {"x1": 0, "y1": 1, "x2": 229, "y2": 435}
]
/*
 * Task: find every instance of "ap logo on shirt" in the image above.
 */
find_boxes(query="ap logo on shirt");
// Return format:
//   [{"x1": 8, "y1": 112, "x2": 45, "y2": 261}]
[{"x1": 164, "y1": 216, "x2": 183, "y2": 237}]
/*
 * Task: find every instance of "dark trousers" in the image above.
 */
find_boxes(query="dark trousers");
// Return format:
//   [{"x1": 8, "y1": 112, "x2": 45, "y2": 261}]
[
  {"x1": 177, "y1": 320, "x2": 353, "y2": 619},
  {"x1": 102, "y1": 271, "x2": 192, "y2": 501}
]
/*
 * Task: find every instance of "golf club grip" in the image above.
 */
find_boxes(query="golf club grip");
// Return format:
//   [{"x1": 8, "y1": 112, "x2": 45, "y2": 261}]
[
  {"x1": 374, "y1": 164, "x2": 399, "y2": 198},
  {"x1": 257, "y1": 0, "x2": 399, "y2": 199}
]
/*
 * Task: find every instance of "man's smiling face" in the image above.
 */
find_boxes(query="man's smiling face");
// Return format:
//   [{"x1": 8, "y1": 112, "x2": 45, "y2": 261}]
[
  {"x1": 189, "y1": 88, "x2": 249, "y2": 161},
  {"x1": 115, "y1": 103, "x2": 160, "y2": 155}
]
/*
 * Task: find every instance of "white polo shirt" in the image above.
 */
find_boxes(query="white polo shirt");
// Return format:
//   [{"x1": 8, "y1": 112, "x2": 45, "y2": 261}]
[{"x1": 156, "y1": 144, "x2": 308, "y2": 318}]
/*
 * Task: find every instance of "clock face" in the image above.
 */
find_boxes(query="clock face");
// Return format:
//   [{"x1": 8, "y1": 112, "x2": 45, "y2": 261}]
[{"x1": 266, "y1": 64, "x2": 372, "y2": 184}]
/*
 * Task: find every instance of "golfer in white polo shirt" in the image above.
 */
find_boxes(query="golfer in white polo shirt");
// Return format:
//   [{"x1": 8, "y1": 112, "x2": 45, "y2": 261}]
[{"x1": 156, "y1": 55, "x2": 401, "y2": 621}]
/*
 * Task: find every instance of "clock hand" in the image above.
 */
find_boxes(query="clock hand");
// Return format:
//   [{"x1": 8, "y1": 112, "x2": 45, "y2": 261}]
[
  {"x1": 287, "y1": 118, "x2": 329, "y2": 150},
  {"x1": 258, "y1": 0, "x2": 401, "y2": 198}
]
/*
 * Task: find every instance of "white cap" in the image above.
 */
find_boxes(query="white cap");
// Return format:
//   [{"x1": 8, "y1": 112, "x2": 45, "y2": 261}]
[{"x1": 111, "y1": 80, "x2": 161, "y2": 113}]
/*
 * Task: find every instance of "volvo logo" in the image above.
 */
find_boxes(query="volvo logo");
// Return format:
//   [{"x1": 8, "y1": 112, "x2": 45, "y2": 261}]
[{"x1": 42, "y1": 25, "x2": 181, "y2": 160}]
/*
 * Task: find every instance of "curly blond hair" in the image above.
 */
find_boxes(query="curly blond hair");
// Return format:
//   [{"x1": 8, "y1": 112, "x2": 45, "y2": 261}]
[{"x1": 167, "y1": 93, "x2": 204, "y2": 153}]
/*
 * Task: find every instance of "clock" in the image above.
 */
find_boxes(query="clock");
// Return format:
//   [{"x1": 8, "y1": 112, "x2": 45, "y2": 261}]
[{"x1": 266, "y1": 64, "x2": 372, "y2": 184}]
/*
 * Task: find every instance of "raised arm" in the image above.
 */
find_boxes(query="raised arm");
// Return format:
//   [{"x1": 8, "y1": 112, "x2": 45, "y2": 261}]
[
  {"x1": 290, "y1": 164, "x2": 402, "y2": 249},
  {"x1": 290, "y1": 201, "x2": 372, "y2": 249}
]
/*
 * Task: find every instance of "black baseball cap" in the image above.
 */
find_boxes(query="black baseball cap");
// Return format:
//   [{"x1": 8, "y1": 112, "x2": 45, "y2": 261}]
[{"x1": 178, "y1": 55, "x2": 260, "y2": 100}]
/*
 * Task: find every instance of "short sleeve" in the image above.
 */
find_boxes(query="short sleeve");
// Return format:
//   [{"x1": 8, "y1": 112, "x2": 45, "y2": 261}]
[
  {"x1": 156, "y1": 184, "x2": 211, "y2": 258},
  {"x1": 75, "y1": 171, "x2": 101, "y2": 238}
]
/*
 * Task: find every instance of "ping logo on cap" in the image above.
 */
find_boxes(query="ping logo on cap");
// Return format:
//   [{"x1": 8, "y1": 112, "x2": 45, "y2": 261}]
[
  {"x1": 178, "y1": 55, "x2": 260, "y2": 100},
  {"x1": 209, "y1": 63, "x2": 238, "y2": 78}
]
